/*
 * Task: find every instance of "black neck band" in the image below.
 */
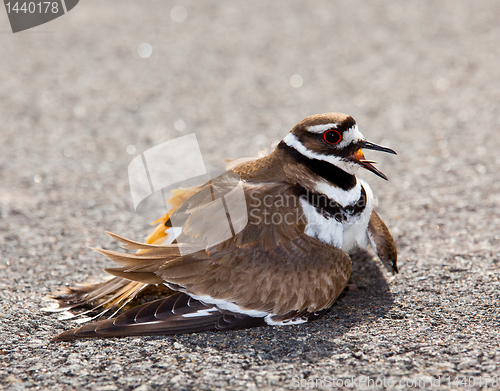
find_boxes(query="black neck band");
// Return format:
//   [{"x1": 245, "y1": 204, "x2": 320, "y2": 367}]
[{"x1": 295, "y1": 185, "x2": 366, "y2": 222}]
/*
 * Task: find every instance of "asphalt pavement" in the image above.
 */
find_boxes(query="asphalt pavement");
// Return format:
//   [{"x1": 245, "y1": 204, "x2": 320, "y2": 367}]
[{"x1": 1, "y1": 1, "x2": 499, "y2": 389}]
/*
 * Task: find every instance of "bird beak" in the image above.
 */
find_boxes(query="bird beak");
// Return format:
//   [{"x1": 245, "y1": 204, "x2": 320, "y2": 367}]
[
  {"x1": 363, "y1": 141, "x2": 397, "y2": 155},
  {"x1": 351, "y1": 141, "x2": 397, "y2": 181}
]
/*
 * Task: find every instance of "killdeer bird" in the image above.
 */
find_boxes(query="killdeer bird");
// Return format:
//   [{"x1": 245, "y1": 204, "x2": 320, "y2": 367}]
[{"x1": 47, "y1": 112, "x2": 397, "y2": 341}]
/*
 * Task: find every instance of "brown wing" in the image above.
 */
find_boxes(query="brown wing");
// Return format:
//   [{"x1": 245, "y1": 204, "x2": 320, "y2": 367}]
[
  {"x1": 367, "y1": 211, "x2": 398, "y2": 273},
  {"x1": 157, "y1": 233, "x2": 351, "y2": 316},
  {"x1": 50, "y1": 172, "x2": 352, "y2": 340},
  {"x1": 102, "y1": 172, "x2": 352, "y2": 316}
]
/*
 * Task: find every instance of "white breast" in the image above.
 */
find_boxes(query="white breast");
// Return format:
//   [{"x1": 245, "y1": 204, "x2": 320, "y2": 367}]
[
  {"x1": 341, "y1": 180, "x2": 373, "y2": 253},
  {"x1": 300, "y1": 179, "x2": 374, "y2": 253},
  {"x1": 300, "y1": 200, "x2": 344, "y2": 248}
]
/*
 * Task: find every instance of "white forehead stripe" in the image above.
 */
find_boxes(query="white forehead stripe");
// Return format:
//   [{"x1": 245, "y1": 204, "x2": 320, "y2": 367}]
[
  {"x1": 336, "y1": 124, "x2": 364, "y2": 148},
  {"x1": 306, "y1": 123, "x2": 338, "y2": 133}
]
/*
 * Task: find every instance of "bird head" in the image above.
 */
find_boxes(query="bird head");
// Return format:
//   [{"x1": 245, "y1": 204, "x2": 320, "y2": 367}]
[{"x1": 285, "y1": 113, "x2": 397, "y2": 180}]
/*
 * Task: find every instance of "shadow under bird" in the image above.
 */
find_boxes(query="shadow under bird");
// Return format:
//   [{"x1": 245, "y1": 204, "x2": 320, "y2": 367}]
[{"x1": 45, "y1": 112, "x2": 398, "y2": 341}]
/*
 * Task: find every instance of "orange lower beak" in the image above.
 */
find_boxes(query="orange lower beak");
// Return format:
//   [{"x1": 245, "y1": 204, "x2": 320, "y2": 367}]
[
  {"x1": 351, "y1": 148, "x2": 389, "y2": 181},
  {"x1": 353, "y1": 149, "x2": 365, "y2": 161}
]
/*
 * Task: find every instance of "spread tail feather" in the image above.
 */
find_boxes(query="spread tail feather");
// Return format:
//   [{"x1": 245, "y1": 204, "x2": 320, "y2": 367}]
[
  {"x1": 43, "y1": 277, "x2": 149, "y2": 318},
  {"x1": 47, "y1": 185, "x2": 202, "y2": 324}
]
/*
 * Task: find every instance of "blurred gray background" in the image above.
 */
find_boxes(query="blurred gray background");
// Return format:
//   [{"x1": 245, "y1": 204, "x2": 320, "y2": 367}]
[{"x1": 1, "y1": 0, "x2": 499, "y2": 389}]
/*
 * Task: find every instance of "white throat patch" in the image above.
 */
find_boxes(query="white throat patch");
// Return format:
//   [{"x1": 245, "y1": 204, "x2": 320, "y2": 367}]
[{"x1": 314, "y1": 179, "x2": 361, "y2": 207}]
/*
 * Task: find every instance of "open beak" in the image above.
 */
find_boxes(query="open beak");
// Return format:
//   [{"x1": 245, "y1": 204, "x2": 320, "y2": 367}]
[{"x1": 351, "y1": 141, "x2": 397, "y2": 180}]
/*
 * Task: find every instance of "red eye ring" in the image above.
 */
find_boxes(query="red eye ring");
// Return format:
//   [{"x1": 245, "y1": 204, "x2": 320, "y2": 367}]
[{"x1": 323, "y1": 130, "x2": 342, "y2": 145}]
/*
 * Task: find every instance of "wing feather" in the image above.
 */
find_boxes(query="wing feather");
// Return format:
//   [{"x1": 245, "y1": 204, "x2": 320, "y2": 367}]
[
  {"x1": 367, "y1": 211, "x2": 398, "y2": 273},
  {"x1": 97, "y1": 175, "x2": 352, "y2": 317},
  {"x1": 52, "y1": 293, "x2": 268, "y2": 341}
]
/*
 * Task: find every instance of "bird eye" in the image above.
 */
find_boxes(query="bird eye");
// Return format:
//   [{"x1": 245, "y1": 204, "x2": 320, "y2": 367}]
[{"x1": 323, "y1": 130, "x2": 342, "y2": 145}]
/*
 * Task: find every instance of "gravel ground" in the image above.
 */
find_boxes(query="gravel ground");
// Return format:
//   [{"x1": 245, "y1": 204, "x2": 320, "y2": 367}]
[{"x1": 1, "y1": 1, "x2": 500, "y2": 390}]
